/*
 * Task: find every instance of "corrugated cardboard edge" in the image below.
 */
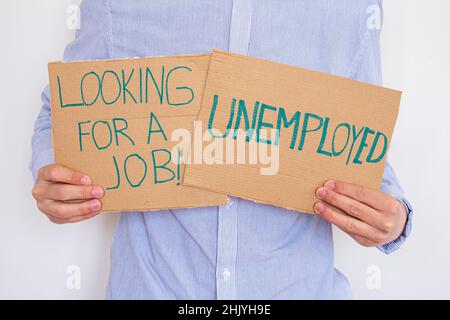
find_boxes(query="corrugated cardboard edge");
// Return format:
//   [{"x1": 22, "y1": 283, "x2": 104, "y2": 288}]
[
  {"x1": 48, "y1": 53, "x2": 211, "y2": 67},
  {"x1": 182, "y1": 181, "x2": 315, "y2": 214},
  {"x1": 100, "y1": 198, "x2": 229, "y2": 213}
]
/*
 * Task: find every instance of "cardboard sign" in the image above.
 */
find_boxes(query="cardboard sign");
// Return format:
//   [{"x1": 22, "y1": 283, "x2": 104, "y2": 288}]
[
  {"x1": 183, "y1": 50, "x2": 402, "y2": 213},
  {"x1": 48, "y1": 54, "x2": 227, "y2": 212}
]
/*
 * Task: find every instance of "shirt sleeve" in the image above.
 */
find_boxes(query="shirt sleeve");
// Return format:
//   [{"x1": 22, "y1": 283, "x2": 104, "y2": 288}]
[
  {"x1": 29, "y1": 0, "x2": 111, "y2": 184},
  {"x1": 378, "y1": 161, "x2": 414, "y2": 254},
  {"x1": 351, "y1": 1, "x2": 413, "y2": 254}
]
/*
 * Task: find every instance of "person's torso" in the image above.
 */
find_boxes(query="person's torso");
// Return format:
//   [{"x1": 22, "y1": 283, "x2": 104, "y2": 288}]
[{"x1": 104, "y1": 0, "x2": 380, "y2": 299}]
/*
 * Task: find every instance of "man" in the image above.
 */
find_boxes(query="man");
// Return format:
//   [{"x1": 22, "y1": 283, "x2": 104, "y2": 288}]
[{"x1": 30, "y1": 0, "x2": 412, "y2": 299}]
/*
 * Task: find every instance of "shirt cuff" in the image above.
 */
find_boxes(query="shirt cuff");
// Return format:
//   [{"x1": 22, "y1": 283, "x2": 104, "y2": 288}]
[{"x1": 377, "y1": 197, "x2": 413, "y2": 254}]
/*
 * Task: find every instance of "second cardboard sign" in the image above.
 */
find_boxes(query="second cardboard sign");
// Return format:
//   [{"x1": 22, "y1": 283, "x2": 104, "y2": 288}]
[{"x1": 183, "y1": 50, "x2": 401, "y2": 213}]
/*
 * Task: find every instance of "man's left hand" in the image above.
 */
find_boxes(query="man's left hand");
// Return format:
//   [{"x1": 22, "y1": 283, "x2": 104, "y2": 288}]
[{"x1": 314, "y1": 180, "x2": 407, "y2": 247}]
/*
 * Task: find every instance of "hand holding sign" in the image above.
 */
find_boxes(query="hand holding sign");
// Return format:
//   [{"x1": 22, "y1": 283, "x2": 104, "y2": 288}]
[{"x1": 314, "y1": 180, "x2": 407, "y2": 246}]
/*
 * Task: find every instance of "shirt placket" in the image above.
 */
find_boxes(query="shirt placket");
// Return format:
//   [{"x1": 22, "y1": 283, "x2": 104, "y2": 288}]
[
  {"x1": 215, "y1": 0, "x2": 253, "y2": 300},
  {"x1": 216, "y1": 197, "x2": 239, "y2": 299}
]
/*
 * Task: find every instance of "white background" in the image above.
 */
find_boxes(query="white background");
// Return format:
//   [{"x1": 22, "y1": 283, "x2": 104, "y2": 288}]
[{"x1": 0, "y1": 0, "x2": 449, "y2": 299}]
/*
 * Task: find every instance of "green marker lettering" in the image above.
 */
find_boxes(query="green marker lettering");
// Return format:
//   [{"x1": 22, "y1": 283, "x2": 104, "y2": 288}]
[
  {"x1": 147, "y1": 112, "x2": 167, "y2": 145},
  {"x1": 151, "y1": 149, "x2": 175, "y2": 184},
  {"x1": 298, "y1": 113, "x2": 323, "y2": 151},
  {"x1": 124, "y1": 153, "x2": 147, "y2": 188},
  {"x1": 166, "y1": 66, "x2": 194, "y2": 106}
]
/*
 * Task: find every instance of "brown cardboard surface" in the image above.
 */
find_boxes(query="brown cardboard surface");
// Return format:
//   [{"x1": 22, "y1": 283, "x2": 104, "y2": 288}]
[
  {"x1": 48, "y1": 54, "x2": 227, "y2": 212},
  {"x1": 183, "y1": 50, "x2": 402, "y2": 214}
]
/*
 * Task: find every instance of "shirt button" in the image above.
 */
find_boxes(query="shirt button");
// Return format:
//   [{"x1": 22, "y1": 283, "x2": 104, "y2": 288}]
[
  {"x1": 225, "y1": 197, "x2": 233, "y2": 209},
  {"x1": 222, "y1": 268, "x2": 231, "y2": 281}
]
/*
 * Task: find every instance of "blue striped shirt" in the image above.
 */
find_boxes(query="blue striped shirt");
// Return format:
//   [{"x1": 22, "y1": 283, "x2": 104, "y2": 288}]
[{"x1": 30, "y1": 0, "x2": 413, "y2": 299}]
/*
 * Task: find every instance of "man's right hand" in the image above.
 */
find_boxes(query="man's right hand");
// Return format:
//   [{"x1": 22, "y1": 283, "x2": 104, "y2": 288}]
[{"x1": 32, "y1": 164, "x2": 104, "y2": 224}]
